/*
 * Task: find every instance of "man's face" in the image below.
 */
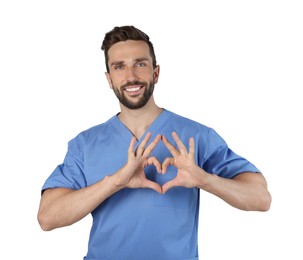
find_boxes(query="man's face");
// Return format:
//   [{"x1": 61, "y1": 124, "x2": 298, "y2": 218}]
[{"x1": 105, "y1": 40, "x2": 159, "y2": 109}]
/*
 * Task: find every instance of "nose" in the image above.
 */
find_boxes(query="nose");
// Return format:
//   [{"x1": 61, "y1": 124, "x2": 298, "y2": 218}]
[{"x1": 124, "y1": 67, "x2": 137, "y2": 82}]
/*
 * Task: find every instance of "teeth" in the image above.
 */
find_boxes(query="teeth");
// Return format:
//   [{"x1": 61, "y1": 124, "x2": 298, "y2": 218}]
[{"x1": 125, "y1": 87, "x2": 140, "y2": 92}]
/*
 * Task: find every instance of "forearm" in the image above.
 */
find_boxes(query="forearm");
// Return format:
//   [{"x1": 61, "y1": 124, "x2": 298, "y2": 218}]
[
  {"x1": 197, "y1": 171, "x2": 271, "y2": 211},
  {"x1": 38, "y1": 175, "x2": 121, "y2": 231}
]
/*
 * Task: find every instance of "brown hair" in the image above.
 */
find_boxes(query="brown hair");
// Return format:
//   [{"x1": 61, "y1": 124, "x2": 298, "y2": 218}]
[{"x1": 101, "y1": 25, "x2": 157, "y2": 72}]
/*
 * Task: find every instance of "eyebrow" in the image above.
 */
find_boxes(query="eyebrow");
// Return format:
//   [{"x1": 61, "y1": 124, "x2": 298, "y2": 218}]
[
  {"x1": 110, "y1": 57, "x2": 150, "y2": 68},
  {"x1": 110, "y1": 61, "x2": 124, "y2": 68},
  {"x1": 134, "y1": 58, "x2": 149, "y2": 63}
]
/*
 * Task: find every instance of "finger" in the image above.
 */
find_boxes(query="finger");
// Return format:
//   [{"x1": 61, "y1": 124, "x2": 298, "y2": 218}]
[
  {"x1": 189, "y1": 137, "x2": 195, "y2": 159},
  {"x1": 143, "y1": 134, "x2": 161, "y2": 157},
  {"x1": 172, "y1": 132, "x2": 188, "y2": 155},
  {"x1": 143, "y1": 179, "x2": 162, "y2": 194},
  {"x1": 136, "y1": 132, "x2": 152, "y2": 156},
  {"x1": 128, "y1": 137, "x2": 137, "y2": 158},
  {"x1": 147, "y1": 156, "x2": 162, "y2": 174},
  {"x1": 162, "y1": 157, "x2": 174, "y2": 174},
  {"x1": 161, "y1": 135, "x2": 179, "y2": 157},
  {"x1": 162, "y1": 179, "x2": 179, "y2": 194}
]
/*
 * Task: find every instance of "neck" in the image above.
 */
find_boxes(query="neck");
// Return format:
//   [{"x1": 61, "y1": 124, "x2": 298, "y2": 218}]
[{"x1": 118, "y1": 97, "x2": 163, "y2": 140}]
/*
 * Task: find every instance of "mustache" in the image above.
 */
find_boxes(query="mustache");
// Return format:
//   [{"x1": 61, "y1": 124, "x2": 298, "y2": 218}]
[{"x1": 121, "y1": 81, "x2": 147, "y2": 89}]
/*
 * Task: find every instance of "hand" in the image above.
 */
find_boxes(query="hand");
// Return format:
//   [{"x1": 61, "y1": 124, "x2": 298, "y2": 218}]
[
  {"x1": 161, "y1": 132, "x2": 205, "y2": 193},
  {"x1": 115, "y1": 132, "x2": 162, "y2": 194}
]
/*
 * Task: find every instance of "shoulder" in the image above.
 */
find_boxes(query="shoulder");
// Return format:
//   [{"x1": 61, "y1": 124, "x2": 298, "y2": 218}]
[
  {"x1": 165, "y1": 109, "x2": 211, "y2": 133},
  {"x1": 68, "y1": 115, "x2": 117, "y2": 147}
]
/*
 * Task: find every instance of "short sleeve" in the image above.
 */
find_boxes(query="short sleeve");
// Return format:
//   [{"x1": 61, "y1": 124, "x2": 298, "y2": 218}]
[
  {"x1": 203, "y1": 128, "x2": 260, "y2": 179},
  {"x1": 41, "y1": 137, "x2": 87, "y2": 192}
]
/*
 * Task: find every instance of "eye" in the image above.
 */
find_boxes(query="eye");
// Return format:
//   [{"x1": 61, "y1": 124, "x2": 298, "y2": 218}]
[
  {"x1": 114, "y1": 65, "x2": 124, "y2": 70},
  {"x1": 136, "y1": 62, "x2": 146, "y2": 67}
]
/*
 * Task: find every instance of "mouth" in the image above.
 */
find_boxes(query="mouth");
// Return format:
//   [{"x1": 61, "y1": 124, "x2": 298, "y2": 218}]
[{"x1": 123, "y1": 85, "x2": 144, "y2": 96}]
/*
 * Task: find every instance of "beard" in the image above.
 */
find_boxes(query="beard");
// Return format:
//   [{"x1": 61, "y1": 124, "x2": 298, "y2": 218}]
[{"x1": 112, "y1": 80, "x2": 155, "y2": 109}]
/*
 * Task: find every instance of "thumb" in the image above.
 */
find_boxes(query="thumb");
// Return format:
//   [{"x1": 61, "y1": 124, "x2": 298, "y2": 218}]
[
  {"x1": 162, "y1": 179, "x2": 178, "y2": 194},
  {"x1": 143, "y1": 179, "x2": 162, "y2": 194}
]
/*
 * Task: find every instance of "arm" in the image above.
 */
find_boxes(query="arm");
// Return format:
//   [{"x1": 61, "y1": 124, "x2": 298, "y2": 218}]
[
  {"x1": 161, "y1": 132, "x2": 271, "y2": 211},
  {"x1": 38, "y1": 133, "x2": 162, "y2": 231},
  {"x1": 38, "y1": 176, "x2": 121, "y2": 231},
  {"x1": 196, "y1": 171, "x2": 271, "y2": 211}
]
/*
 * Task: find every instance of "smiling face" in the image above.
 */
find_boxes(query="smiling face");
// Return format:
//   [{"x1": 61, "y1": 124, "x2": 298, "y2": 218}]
[{"x1": 105, "y1": 40, "x2": 159, "y2": 109}]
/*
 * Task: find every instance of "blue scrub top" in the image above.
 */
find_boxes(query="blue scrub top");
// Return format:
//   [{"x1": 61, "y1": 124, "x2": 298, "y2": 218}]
[{"x1": 42, "y1": 109, "x2": 259, "y2": 260}]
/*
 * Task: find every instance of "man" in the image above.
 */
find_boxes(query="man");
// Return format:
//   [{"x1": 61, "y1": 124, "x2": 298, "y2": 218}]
[{"x1": 38, "y1": 25, "x2": 271, "y2": 259}]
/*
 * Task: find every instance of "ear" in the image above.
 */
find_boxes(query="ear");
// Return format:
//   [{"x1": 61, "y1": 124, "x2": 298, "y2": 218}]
[
  {"x1": 153, "y1": 65, "x2": 160, "y2": 84},
  {"x1": 105, "y1": 72, "x2": 113, "y2": 89}
]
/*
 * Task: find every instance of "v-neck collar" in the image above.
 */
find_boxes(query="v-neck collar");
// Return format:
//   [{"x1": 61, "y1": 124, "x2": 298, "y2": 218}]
[{"x1": 110, "y1": 109, "x2": 170, "y2": 145}]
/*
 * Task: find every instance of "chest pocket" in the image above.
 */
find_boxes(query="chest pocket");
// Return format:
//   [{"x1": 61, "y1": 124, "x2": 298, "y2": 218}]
[{"x1": 153, "y1": 168, "x2": 192, "y2": 209}]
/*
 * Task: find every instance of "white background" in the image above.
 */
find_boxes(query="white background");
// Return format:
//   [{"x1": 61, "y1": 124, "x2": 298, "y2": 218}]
[{"x1": 1, "y1": 0, "x2": 302, "y2": 259}]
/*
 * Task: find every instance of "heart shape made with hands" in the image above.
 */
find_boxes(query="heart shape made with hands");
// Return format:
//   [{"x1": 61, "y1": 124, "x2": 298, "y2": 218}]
[{"x1": 126, "y1": 132, "x2": 197, "y2": 194}]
